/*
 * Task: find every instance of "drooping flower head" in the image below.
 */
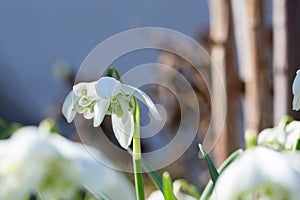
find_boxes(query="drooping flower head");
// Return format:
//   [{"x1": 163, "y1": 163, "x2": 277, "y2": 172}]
[{"x1": 62, "y1": 76, "x2": 161, "y2": 149}]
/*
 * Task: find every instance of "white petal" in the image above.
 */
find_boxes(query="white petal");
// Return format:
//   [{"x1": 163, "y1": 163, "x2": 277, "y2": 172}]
[
  {"x1": 293, "y1": 94, "x2": 300, "y2": 111},
  {"x1": 73, "y1": 81, "x2": 97, "y2": 97},
  {"x1": 292, "y1": 70, "x2": 300, "y2": 110},
  {"x1": 147, "y1": 190, "x2": 164, "y2": 200},
  {"x1": 96, "y1": 77, "x2": 121, "y2": 98},
  {"x1": 121, "y1": 84, "x2": 161, "y2": 120},
  {"x1": 111, "y1": 111, "x2": 134, "y2": 149},
  {"x1": 62, "y1": 91, "x2": 78, "y2": 123},
  {"x1": 292, "y1": 70, "x2": 300, "y2": 94},
  {"x1": 93, "y1": 99, "x2": 110, "y2": 127}
]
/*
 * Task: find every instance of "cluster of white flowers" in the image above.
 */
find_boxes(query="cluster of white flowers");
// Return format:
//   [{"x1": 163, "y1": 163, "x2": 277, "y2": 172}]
[
  {"x1": 63, "y1": 76, "x2": 161, "y2": 149},
  {"x1": 0, "y1": 126, "x2": 135, "y2": 200},
  {"x1": 209, "y1": 70, "x2": 300, "y2": 200},
  {"x1": 257, "y1": 120, "x2": 300, "y2": 151}
]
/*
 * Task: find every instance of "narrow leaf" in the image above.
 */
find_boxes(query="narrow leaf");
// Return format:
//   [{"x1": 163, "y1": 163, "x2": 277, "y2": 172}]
[
  {"x1": 198, "y1": 144, "x2": 219, "y2": 184},
  {"x1": 200, "y1": 149, "x2": 243, "y2": 200},
  {"x1": 162, "y1": 172, "x2": 177, "y2": 200}
]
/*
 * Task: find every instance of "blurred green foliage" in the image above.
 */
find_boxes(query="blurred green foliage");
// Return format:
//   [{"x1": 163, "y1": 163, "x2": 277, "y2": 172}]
[{"x1": 0, "y1": 118, "x2": 21, "y2": 139}]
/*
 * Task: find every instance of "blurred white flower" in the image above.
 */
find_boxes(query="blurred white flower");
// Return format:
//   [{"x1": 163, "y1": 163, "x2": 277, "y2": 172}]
[
  {"x1": 0, "y1": 126, "x2": 135, "y2": 200},
  {"x1": 63, "y1": 76, "x2": 161, "y2": 149},
  {"x1": 147, "y1": 182, "x2": 196, "y2": 200},
  {"x1": 214, "y1": 147, "x2": 300, "y2": 200},
  {"x1": 258, "y1": 120, "x2": 300, "y2": 151},
  {"x1": 293, "y1": 70, "x2": 300, "y2": 111},
  {"x1": 257, "y1": 127, "x2": 287, "y2": 150}
]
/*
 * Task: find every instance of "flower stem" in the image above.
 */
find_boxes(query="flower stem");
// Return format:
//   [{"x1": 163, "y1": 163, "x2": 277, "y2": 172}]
[
  {"x1": 104, "y1": 67, "x2": 122, "y2": 83},
  {"x1": 133, "y1": 98, "x2": 145, "y2": 200}
]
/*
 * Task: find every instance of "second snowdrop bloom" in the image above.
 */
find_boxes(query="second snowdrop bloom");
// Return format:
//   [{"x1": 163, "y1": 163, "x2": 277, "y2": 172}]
[
  {"x1": 292, "y1": 70, "x2": 300, "y2": 111},
  {"x1": 95, "y1": 77, "x2": 161, "y2": 149}
]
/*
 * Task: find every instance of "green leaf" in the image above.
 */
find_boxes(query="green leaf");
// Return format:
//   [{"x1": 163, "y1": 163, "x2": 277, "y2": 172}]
[
  {"x1": 0, "y1": 121, "x2": 21, "y2": 139},
  {"x1": 293, "y1": 138, "x2": 300, "y2": 151},
  {"x1": 162, "y1": 172, "x2": 177, "y2": 200},
  {"x1": 198, "y1": 144, "x2": 219, "y2": 184},
  {"x1": 200, "y1": 149, "x2": 243, "y2": 200}
]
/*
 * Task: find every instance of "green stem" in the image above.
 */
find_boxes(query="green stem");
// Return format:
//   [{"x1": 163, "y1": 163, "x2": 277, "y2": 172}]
[
  {"x1": 127, "y1": 148, "x2": 163, "y2": 192},
  {"x1": 104, "y1": 67, "x2": 122, "y2": 82},
  {"x1": 133, "y1": 98, "x2": 145, "y2": 200}
]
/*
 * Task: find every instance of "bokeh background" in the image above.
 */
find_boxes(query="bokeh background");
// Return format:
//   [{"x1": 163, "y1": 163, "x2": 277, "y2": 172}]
[{"x1": 2, "y1": 0, "x2": 300, "y2": 196}]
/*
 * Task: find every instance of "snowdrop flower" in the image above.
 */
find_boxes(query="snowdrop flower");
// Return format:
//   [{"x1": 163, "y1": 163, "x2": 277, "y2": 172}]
[
  {"x1": 0, "y1": 126, "x2": 135, "y2": 200},
  {"x1": 293, "y1": 70, "x2": 300, "y2": 110},
  {"x1": 257, "y1": 127, "x2": 287, "y2": 150},
  {"x1": 257, "y1": 120, "x2": 300, "y2": 151},
  {"x1": 63, "y1": 76, "x2": 161, "y2": 149},
  {"x1": 214, "y1": 147, "x2": 300, "y2": 200}
]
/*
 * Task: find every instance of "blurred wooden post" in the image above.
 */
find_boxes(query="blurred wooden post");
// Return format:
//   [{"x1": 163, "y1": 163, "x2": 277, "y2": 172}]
[
  {"x1": 209, "y1": 0, "x2": 240, "y2": 165},
  {"x1": 244, "y1": 0, "x2": 272, "y2": 134},
  {"x1": 273, "y1": 0, "x2": 300, "y2": 122}
]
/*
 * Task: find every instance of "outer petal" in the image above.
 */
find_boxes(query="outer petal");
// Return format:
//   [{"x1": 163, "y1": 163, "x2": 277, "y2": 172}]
[
  {"x1": 121, "y1": 84, "x2": 161, "y2": 120},
  {"x1": 293, "y1": 94, "x2": 300, "y2": 111},
  {"x1": 111, "y1": 111, "x2": 134, "y2": 149},
  {"x1": 62, "y1": 91, "x2": 78, "y2": 123},
  {"x1": 292, "y1": 70, "x2": 300, "y2": 95},
  {"x1": 96, "y1": 77, "x2": 121, "y2": 98},
  {"x1": 93, "y1": 99, "x2": 110, "y2": 127},
  {"x1": 292, "y1": 70, "x2": 300, "y2": 110}
]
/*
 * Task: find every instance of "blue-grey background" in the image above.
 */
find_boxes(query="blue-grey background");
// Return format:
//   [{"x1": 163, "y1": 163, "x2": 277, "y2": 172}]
[{"x1": 0, "y1": 0, "x2": 209, "y2": 124}]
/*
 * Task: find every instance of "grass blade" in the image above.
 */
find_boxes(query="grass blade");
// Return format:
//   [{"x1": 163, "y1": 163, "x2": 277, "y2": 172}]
[
  {"x1": 162, "y1": 172, "x2": 177, "y2": 200},
  {"x1": 200, "y1": 149, "x2": 243, "y2": 200},
  {"x1": 198, "y1": 144, "x2": 219, "y2": 184}
]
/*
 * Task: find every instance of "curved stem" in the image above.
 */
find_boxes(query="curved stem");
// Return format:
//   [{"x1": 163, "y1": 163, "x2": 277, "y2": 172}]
[{"x1": 104, "y1": 67, "x2": 123, "y2": 83}]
